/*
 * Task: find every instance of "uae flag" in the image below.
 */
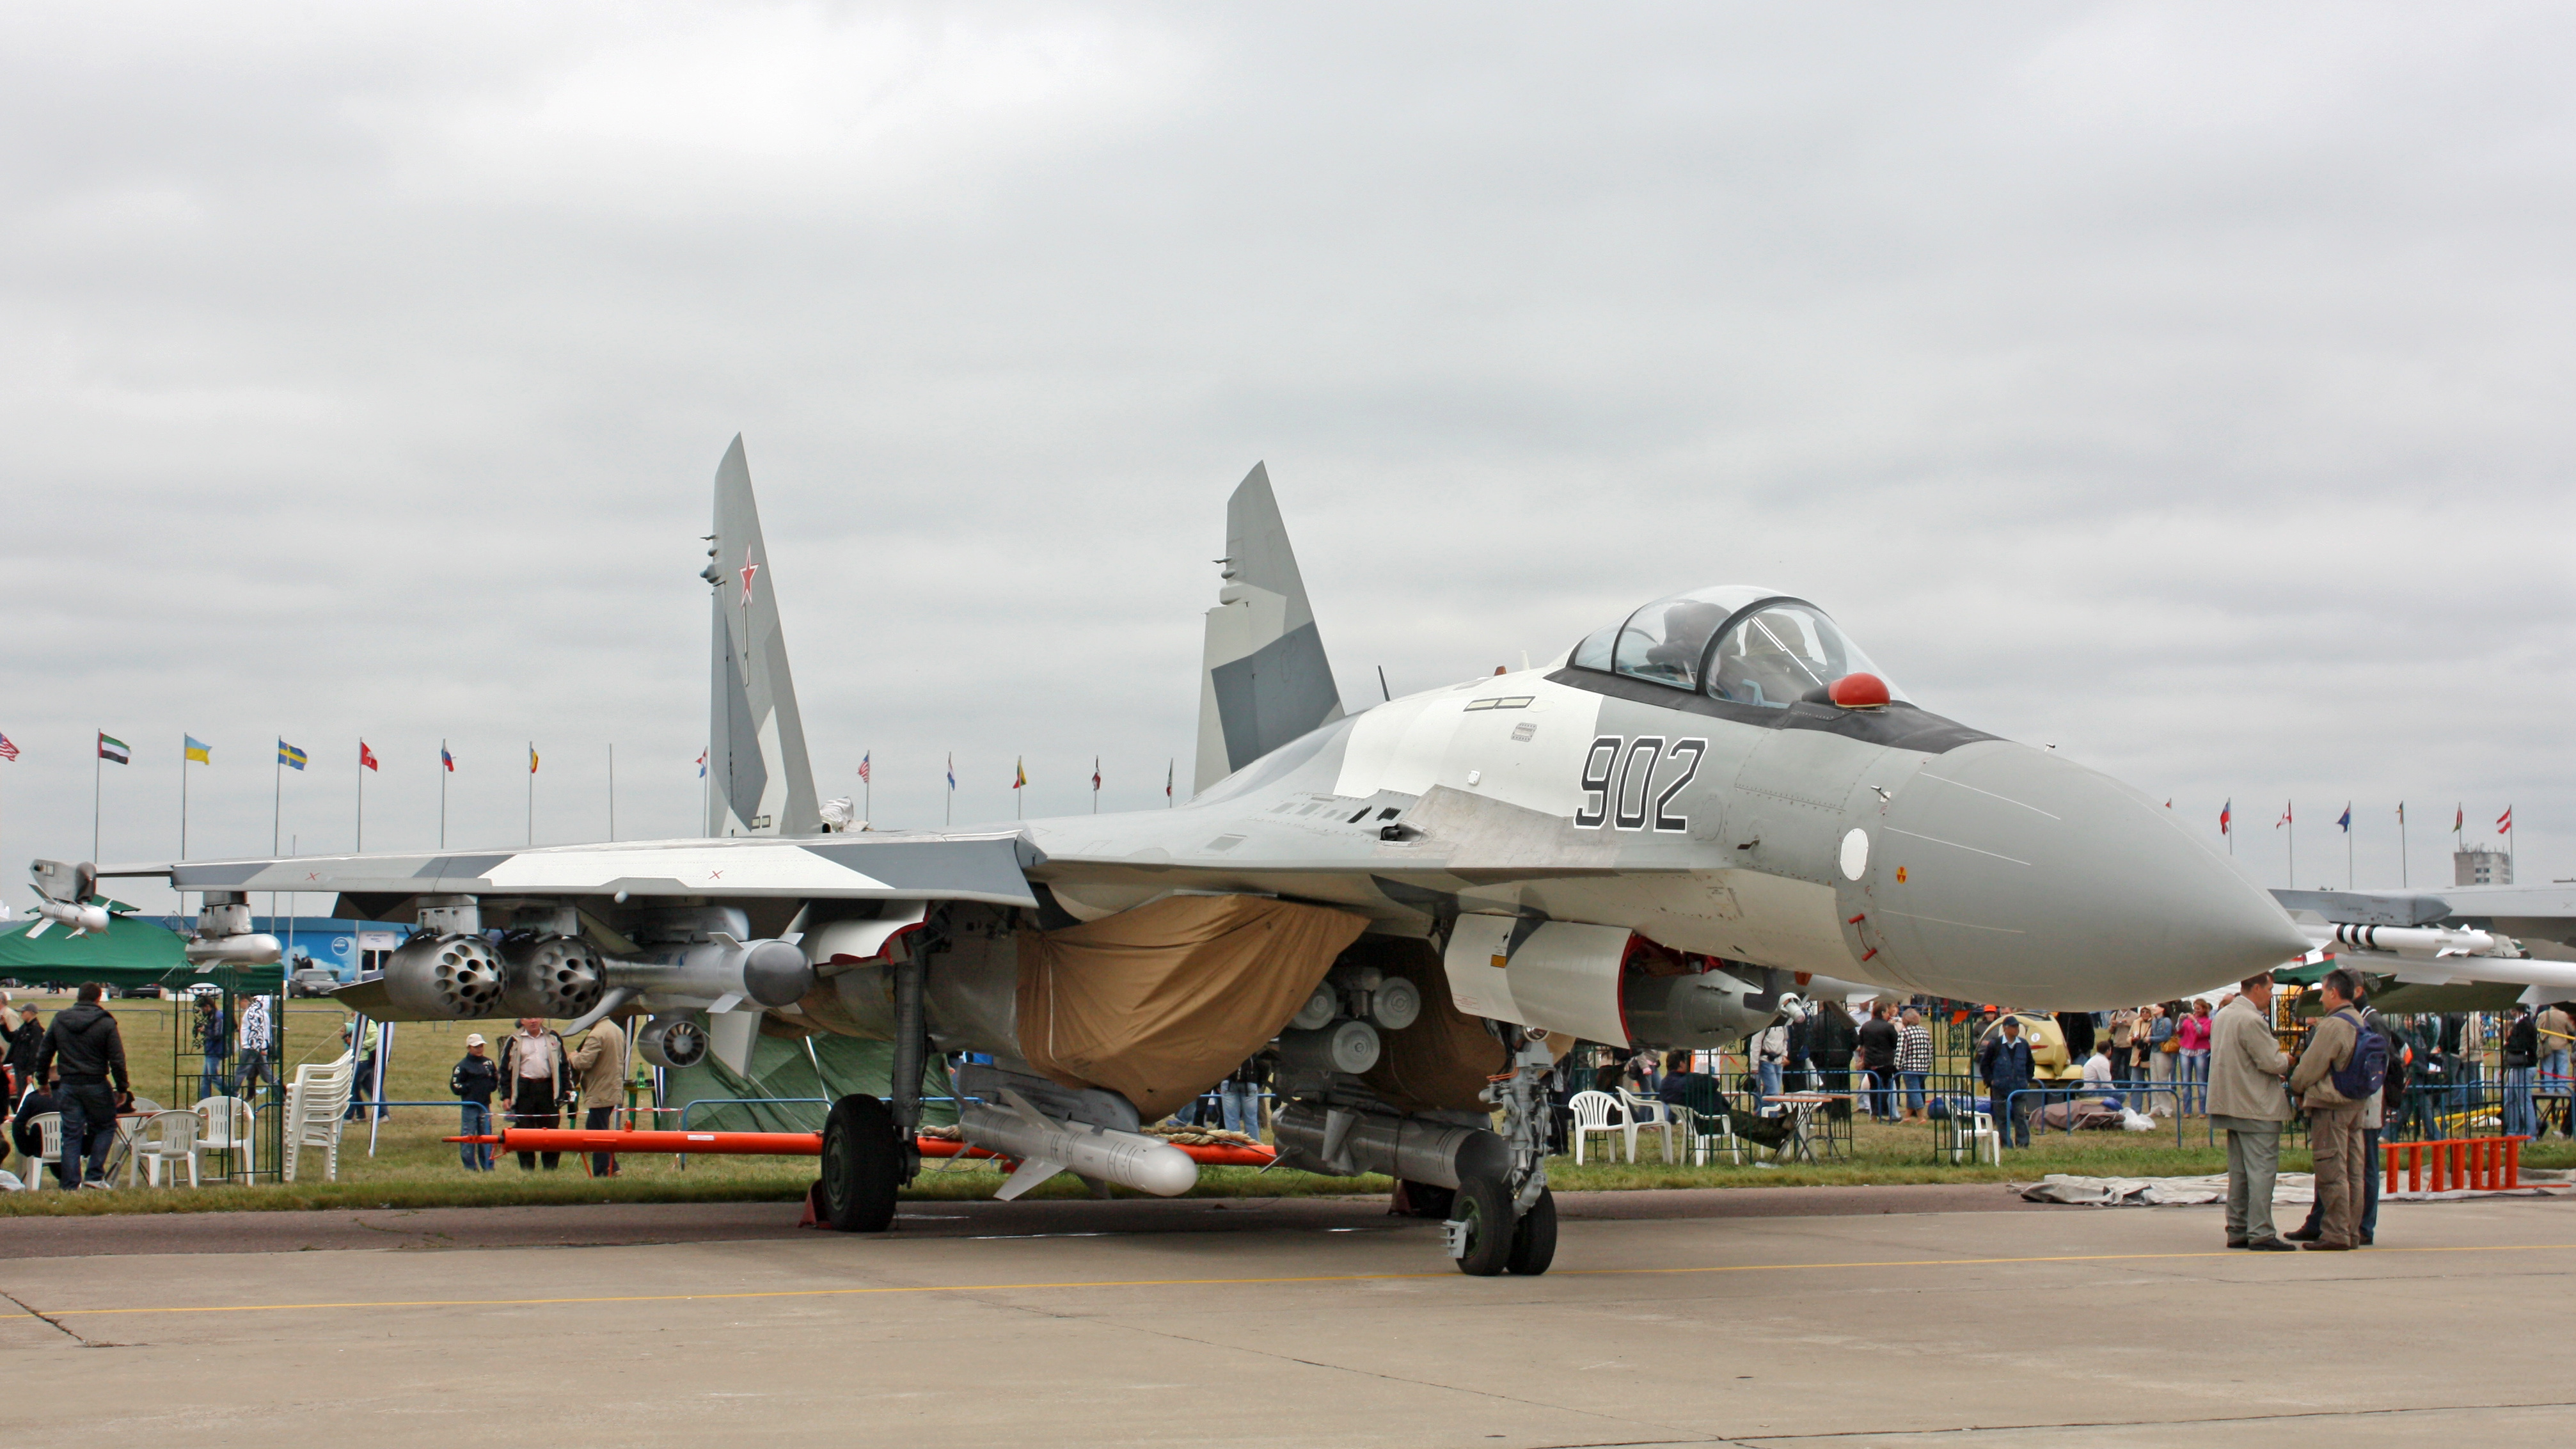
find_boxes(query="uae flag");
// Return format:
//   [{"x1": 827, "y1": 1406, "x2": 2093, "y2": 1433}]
[{"x1": 97, "y1": 732, "x2": 129, "y2": 764}]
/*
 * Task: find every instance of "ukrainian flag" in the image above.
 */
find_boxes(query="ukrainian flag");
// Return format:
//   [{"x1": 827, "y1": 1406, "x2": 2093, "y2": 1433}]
[
  {"x1": 278, "y1": 740, "x2": 307, "y2": 771},
  {"x1": 184, "y1": 736, "x2": 211, "y2": 764}
]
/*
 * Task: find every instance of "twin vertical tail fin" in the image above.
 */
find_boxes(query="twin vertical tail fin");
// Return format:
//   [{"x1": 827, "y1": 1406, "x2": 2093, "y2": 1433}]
[
  {"x1": 703, "y1": 436, "x2": 821, "y2": 837},
  {"x1": 1192, "y1": 463, "x2": 1345, "y2": 796}
]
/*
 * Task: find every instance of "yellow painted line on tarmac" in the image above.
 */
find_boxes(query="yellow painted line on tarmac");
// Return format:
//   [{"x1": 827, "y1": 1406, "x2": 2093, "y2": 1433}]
[{"x1": 31, "y1": 1241, "x2": 2576, "y2": 1320}]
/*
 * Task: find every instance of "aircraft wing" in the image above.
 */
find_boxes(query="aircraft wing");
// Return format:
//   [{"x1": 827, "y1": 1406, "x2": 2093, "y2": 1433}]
[{"x1": 149, "y1": 831, "x2": 1040, "y2": 915}]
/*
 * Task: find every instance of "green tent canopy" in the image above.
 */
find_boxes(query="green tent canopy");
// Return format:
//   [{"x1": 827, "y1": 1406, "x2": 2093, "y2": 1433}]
[
  {"x1": 0, "y1": 912, "x2": 281, "y2": 993},
  {"x1": 661, "y1": 1031, "x2": 955, "y2": 1134}
]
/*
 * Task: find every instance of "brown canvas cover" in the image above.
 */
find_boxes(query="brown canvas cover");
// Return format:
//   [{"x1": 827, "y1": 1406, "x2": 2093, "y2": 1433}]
[
  {"x1": 1355, "y1": 937, "x2": 1511, "y2": 1114},
  {"x1": 1016, "y1": 894, "x2": 1368, "y2": 1118}
]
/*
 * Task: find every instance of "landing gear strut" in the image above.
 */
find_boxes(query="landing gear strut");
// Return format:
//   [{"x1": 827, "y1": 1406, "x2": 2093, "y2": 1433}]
[{"x1": 1450, "y1": 1027, "x2": 1559, "y2": 1276}]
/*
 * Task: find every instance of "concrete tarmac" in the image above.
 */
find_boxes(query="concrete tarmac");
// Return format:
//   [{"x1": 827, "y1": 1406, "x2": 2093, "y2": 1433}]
[{"x1": 3, "y1": 1185, "x2": 2570, "y2": 1447}]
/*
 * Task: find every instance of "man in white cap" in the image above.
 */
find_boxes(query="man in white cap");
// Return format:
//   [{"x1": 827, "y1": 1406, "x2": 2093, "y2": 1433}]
[{"x1": 448, "y1": 1031, "x2": 501, "y2": 1171}]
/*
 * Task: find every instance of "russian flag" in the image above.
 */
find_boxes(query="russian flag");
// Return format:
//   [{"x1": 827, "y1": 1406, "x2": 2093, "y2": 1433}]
[{"x1": 441, "y1": 745, "x2": 455, "y2": 772}]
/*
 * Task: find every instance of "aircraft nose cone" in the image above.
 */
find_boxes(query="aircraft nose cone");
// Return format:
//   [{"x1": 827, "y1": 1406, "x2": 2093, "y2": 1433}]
[{"x1": 1865, "y1": 742, "x2": 2309, "y2": 1008}]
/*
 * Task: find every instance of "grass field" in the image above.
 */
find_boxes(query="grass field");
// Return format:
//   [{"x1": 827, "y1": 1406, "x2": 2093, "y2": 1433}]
[{"x1": 7, "y1": 988, "x2": 2564, "y2": 1217}]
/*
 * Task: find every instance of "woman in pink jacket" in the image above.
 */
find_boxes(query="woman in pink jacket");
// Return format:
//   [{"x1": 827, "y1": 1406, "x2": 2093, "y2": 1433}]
[{"x1": 2174, "y1": 999, "x2": 2215, "y2": 1115}]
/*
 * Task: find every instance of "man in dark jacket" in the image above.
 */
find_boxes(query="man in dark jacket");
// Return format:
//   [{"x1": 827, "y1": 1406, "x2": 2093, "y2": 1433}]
[
  {"x1": 1856, "y1": 1005, "x2": 1900, "y2": 1121},
  {"x1": 1813, "y1": 1002, "x2": 1859, "y2": 1122},
  {"x1": 1979, "y1": 1017, "x2": 2036, "y2": 1148},
  {"x1": 35, "y1": 985, "x2": 130, "y2": 1188},
  {"x1": 2503, "y1": 1004, "x2": 2540, "y2": 1140},
  {"x1": 450, "y1": 1033, "x2": 501, "y2": 1171},
  {"x1": 4, "y1": 1006, "x2": 43, "y2": 1101}
]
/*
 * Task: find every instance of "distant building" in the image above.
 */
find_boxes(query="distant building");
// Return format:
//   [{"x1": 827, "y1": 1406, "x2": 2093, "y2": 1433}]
[{"x1": 2455, "y1": 849, "x2": 2514, "y2": 887}]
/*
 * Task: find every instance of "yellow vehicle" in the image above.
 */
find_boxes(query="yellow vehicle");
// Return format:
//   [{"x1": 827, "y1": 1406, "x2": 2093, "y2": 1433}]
[{"x1": 1977, "y1": 1011, "x2": 2086, "y2": 1081}]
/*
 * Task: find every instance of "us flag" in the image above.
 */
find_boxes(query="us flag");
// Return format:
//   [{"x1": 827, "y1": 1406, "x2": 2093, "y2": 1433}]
[{"x1": 0, "y1": 733, "x2": 17, "y2": 762}]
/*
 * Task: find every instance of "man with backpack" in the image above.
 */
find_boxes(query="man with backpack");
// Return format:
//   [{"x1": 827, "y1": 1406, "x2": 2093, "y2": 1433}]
[
  {"x1": 2286, "y1": 968, "x2": 2380, "y2": 1252},
  {"x1": 2291, "y1": 986, "x2": 2392, "y2": 1247}
]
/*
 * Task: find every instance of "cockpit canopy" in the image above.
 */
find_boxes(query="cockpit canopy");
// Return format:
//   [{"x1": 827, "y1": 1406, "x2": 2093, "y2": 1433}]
[{"x1": 1570, "y1": 585, "x2": 1904, "y2": 708}]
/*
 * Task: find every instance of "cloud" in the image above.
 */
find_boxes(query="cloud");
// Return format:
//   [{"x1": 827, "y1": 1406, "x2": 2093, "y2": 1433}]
[{"x1": 1, "y1": 1, "x2": 2570, "y2": 912}]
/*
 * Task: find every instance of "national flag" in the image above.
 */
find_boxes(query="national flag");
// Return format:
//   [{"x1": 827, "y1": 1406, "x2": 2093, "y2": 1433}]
[
  {"x1": 696, "y1": 749, "x2": 707, "y2": 779},
  {"x1": 2455, "y1": 804, "x2": 2465, "y2": 832},
  {"x1": 1013, "y1": 757, "x2": 1026, "y2": 790},
  {"x1": 184, "y1": 736, "x2": 211, "y2": 764},
  {"x1": 98, "y1": 732, "x2": 129, "y2": 764},
  {"x1": 2337, "y1": 805, "x2": 2351, "y2": 833},
  {"x1": 0, "y1": 733, "x2": 17, "y2": 763},
  {"x1": 441, "y1": 745, "x2": 455, "y2": 772},
  {"x1": 359, "y1": 740, "x2": 379, "y2": 772},
  {"x1": 2218, "y1": 800, "x2": 2231, "y2": 835},
  {"x1": 2163, "y1": 798, "x2": 2171, "y2": 809},
  {"x1": 529, "y1": 747, "x2": 540, "y2": 775},
  {"x1": 2499, "y1": 805, "x2": 2514, "y2": 835},
  {"x1": 2396, "y1": 802, "x2": 2405, "y2": 825},
  {"x1": 1166, "y1": 759, "x2": 1174, "y2": 800},
  {"x1": 278, "y1": 740, "x2": 307, "y2": 771},
  {"x1": 1092, "y1": 757, "x2": 1102, "y2": 793},
  {"x1": 2276, "y1": 802, "x2": 2291, "y2": 828},
  {"x1": 946, "y1": 754, "x2": 956, "y2": 791},
  {"x1": 857, "y1": 752, "x2": 871, "y2": 784}
]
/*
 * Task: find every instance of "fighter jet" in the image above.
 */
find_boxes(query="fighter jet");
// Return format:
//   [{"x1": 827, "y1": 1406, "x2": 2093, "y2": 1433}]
[{"x1": 44, "y1": 439, "x2": 2310, "y2": 1276}]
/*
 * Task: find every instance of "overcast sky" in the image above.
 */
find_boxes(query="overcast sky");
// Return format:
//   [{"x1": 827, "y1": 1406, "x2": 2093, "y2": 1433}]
[{"x1": 4, "y1": 3, "x2": 2571, "y2": 914}]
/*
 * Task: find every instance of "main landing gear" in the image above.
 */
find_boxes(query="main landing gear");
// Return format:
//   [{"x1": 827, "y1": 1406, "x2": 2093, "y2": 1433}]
[{"x1": 819, "y1": 1093, "x2": 901, "y2": 1232}]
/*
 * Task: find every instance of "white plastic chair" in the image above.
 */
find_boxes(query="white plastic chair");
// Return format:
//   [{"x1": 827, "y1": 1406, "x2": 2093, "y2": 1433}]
[
  {"x1": 1568, "y1": 1090, "x2": 1627, "y2": 1164},
  {"x1": 281, "y1": 1054, "x2": 354, "y2": 1184},
  {"x1": 132, "y1": 1111, "x2": 202, "y2": 1188},
  {"x1": 1617, "y1": 1088, "x2": 1677, "y2": 1165},
  {"x1": 196, "y1": 1097, "x2": 255, "y2": 1182},
  {"x1": 1952, "y1": 1107, "x2": 2001, "y2": 1166},
  {"x1": 24, "y1": 1112, "x2": 61, "y2": 1190}
]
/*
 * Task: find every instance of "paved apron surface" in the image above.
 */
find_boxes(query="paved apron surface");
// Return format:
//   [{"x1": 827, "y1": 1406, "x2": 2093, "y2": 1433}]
[{"x1": 0, "y1": 1185, "x2": 2565, "y2": 1447}]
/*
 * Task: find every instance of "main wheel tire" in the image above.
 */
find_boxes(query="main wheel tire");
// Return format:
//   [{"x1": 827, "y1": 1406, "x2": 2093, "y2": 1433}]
[
  {"x1": 1505, "y1": 1187, "x2": 1557, "y2": 1275},
  {"x1": 820, "y1": 1093, "x2": 901, "y2": 1232},
  {"x1": 1450, "y1": 1175, "x2": 1515, "y2": 1276}
]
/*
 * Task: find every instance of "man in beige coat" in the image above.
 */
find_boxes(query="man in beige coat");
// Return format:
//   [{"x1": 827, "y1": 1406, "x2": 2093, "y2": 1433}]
[
  {"x1": 566, "y1": 1017, "x2": 628, "y2": 1178},
  {"x1": 2208, "y1": 973, "x2": 2296, "y2": 1251},
  {"x1": 2286, "y1": 968, "x2": 2366, "y2": 1251}
]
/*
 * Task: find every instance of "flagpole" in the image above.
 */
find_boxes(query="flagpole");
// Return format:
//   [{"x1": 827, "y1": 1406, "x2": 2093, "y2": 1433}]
[
  {"x1": 2346, "y1": 817, "x2": 2353, "y2": 891},
  {"x1": 607, "y1": 743, "x2": 615, "y2": 843},
  {"x1": 273, "y1": 742, "x2": 282, "y2": 959},
  {"x1": 92, "y1": 732, "x2": 101, "y2": 864},
  {"x1": 527, "y1": 741, "x2": 534, "y2": 846},
  {"x1": 2398, "y1": 804, "x2": 2407, "y2": 888},
  {"x1": 439, "y1": 739, "x2": 448, "y2": 850},
  {"x1": 179, "y1": 736, "x2": 190, "y2": 861},
  {"x1": 356, "y1": 741, "x2": 365, "y2": 853}
]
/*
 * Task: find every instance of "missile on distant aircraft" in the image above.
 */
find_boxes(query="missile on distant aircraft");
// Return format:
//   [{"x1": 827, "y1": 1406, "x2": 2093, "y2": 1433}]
[
  {"x1": 26, "y1": 899, "x2": 109, "y2": 938},
  {"x1": 2305, "y1": 921, "x2": 2515, "y2": 960},
  {"x1": 960, "y1": 1089, "x2": 1199, "y2": 1200}
]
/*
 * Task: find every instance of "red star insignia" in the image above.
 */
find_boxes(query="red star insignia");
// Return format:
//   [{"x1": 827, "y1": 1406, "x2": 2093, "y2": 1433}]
[{"x1": 740, "y1": 551, "x2": 759, "y2": 605}]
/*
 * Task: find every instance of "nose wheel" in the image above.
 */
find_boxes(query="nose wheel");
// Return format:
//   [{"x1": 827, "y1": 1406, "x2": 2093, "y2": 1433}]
[
  {"x1": 1448, "y1": 1178, "x2": 1556, "y2": 1276},
  {"x1": 819, "y1": 1093, "x2": 901, "y2": 1232}
]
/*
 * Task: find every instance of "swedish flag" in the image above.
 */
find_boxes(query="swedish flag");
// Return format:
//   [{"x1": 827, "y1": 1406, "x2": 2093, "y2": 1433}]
[{"x1": 278, "y1": 740, "x2": 307, "y2": 771}]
